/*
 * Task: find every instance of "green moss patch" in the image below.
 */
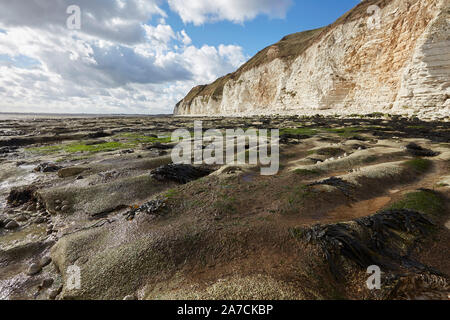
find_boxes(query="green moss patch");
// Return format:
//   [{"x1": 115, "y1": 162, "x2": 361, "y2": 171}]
[
  {"x1": 118, "y1": 133, "x2": 172, "y2": 144},
  {"x1": 314, "y1": 147, "x2": 345, "y2": 157},
  {"x1": 280, "y1": 128, "x2": 318, "y2": 136},
  {"x1": 389, "y1": 190, "x2": 445, "y2": 217},
  {"x1": 322, "y1": 127, "x2": 362, "y2": 138},
  {"x1": 27, "y1": 141, "x2": 132, "y2": 155},
  {"x1": 294, "y1": 168, "x2": 322, "y2": 176},
  {"x1": 403, "y1": 158, "x2": 433, "y2": 173}
]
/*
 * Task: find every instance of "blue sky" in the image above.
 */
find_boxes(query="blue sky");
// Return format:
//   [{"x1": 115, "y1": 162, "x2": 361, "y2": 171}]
[
  {"x1": 0, "y1": 0, "x2": 362, "y2": 114},
  {"x1": 162, "y1": 0, "x2": 360, "y2": 57}
]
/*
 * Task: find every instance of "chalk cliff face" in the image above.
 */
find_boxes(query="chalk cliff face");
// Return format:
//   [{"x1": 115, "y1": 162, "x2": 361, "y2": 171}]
[{"x1": 174, "y1": 0, "x2": 450, "y2": 119}]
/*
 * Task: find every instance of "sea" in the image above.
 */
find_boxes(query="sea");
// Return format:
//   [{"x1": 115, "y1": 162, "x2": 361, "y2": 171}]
[{"x1": 0, "y1": 112, "x2": 171, "y2": 120}]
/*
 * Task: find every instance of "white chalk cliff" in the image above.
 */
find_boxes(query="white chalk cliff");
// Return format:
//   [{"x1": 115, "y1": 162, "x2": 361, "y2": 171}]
[{"x1": 174, "y1": 0, "x2": 450, "y2": 119}]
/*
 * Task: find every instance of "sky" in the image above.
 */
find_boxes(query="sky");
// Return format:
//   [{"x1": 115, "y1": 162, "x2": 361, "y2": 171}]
[{"x1": 0, "y1": 0, "x2": 360, "y2": 115}]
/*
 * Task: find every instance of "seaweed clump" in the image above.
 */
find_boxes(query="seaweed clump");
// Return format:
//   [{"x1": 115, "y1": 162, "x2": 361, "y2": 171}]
[
  {"x1": 405, "y1": 143, "x2": 439, "y2": 157},
  {"x1": 299, "y1": 209, "x2": 438, "y2": 281},
  {"x1": 308, "y1": 176, "x2": 353, "y2": 198},
  {"x1": 7, "y1": 186, "x2": 37, "y2": 207},
  {"x1": 125, "y1": 199, "x2": 166, "y2": 221},
  {"x1": 150, "y1": 164, "x2": 213, "y2": 184}
]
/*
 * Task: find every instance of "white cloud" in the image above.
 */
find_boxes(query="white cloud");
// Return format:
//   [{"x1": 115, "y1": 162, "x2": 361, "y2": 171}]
[
  {"x1": 178, "y1": 30, "x2": 192, "y2": 46},
  {"x1": 168, "y1": 0, "x2": 293, "y2": 25},
  {"x1": 0, "y1": 0, "x2": 251, "y2": 114}
]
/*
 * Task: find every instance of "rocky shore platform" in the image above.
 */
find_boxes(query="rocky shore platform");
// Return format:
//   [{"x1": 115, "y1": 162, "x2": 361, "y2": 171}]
[{"x1": 0, "y1": 114, "x2": 448, "y2": 300}]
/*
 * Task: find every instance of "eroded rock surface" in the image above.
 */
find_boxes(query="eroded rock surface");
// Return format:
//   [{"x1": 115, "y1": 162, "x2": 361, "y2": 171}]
[{"x1": 0, "y1": 115, "x2": 448, "y2": 300}]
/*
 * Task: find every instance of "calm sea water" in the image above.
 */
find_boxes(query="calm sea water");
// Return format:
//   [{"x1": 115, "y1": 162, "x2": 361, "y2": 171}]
[{"x1": 0, "y1": 113, "x2": 170, "y2": 120}]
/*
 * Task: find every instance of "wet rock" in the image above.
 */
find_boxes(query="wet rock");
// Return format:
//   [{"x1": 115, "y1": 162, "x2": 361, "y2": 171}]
[
  {"x1": 125, "y1": 199, "x2": 166, "y2": 220},
  {"x1": 27, "y1": 263, "x2": 42, "y2": 276},
  {"x1": 88, "y1": 131, "x2": 110, "y2": 139},
  {"x1": 33, "y1": 217, "x2": 46, "y2": 224},
  {"x1": 405, "y1": 143, "x2": 439, "y2": 157},
  {"x1": 48, "y1": 285, "x2": 63, "y2": 300},
  {"x1": 58, "y1": 167, "x2": 88, "y2": 178},
  {"x1": 40, "y1": 256, "x2": 52, "y2": 267},
  {"x1": 5, "y1": 220, "x2": 19, "y2": 229},
  {"x1": 0, "y1": 146, "x2": 18, "y2": 154},
  {"x1": 34, "y1": 163, "x2": 62, "y2": 173},
  {"x1": 146, "y1": 142, "x2": 172, "y2": 150},
  {"x1": 7, "y1": 186, "x2": 37, "y2": 207},
  {"x1": 16, "y1": 213, "x2": 30, "y2": 222},
  {"x1": 0, "y1": 215, "x2": 7, "y2": 228},
  {"x1": 98, "y1": 170, "x2": 120, "y2": 181},
  {"x1": 150, "y1": 164, "x2": 213, "y2": 184},
  {"x1": 40, "y1": 278, "x2": 54, "y2": 289},
  {"x1": 120, "y1": 149, "x2": 134, "y2": 154}
]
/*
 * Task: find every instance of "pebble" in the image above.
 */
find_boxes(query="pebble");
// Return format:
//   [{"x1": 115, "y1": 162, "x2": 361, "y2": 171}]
[
  {"x1": 61, "y1": 205, "x2": 69, "y2": 212},
  {"x1": 48, "y1": 285, "x2": 63, "y2": 300},
  {"x1": 123, "y1": 295, "x2": 136, "y2": 300},
  {"x1": 62, "y1": 201, "x2": 69, "y2": 206},
  {"x1": 55, "y1": 206, "x2": 61, "y2": 211},
  {"x1": 40, "y1": 256, "x2": 52, "y2": 267},
  {"x1": 16, "y1": 214, "x2": 29, "y2": 222},
  {"x1": 27, "y1": 263, "x2": 42, "y2": 276},
  {"x1": 35, "y1": 216, "x2": 47, "y2": 224},
  {"x1": 40, "y1": 278, "x2": 54, "y2": 289},
  {"x1": 5, "y1": 220, "x2": 19, "y2": 229},
  {"x1": 55, "y1": 200, "x2": 61, "y2": 205}
]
